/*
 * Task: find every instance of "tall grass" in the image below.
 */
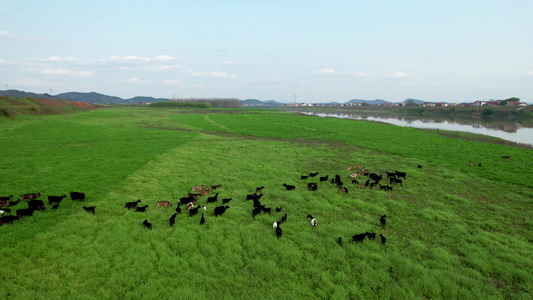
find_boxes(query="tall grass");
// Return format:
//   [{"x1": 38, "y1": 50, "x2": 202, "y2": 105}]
[{"x1": 0, "y1": 109, "x2": 531, "y2": 299}]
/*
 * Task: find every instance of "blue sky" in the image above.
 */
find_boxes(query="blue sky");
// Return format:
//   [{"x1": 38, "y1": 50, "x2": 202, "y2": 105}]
[{"x1": 1, "y1": 0, "x2": 532, "y2": 103}]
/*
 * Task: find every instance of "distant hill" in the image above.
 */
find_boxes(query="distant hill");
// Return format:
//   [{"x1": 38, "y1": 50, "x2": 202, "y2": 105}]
[
  {"x1": 346, "y1": 99, "x2": 392, "y2": 105},
  {"x1": 242, "y1": 99, "x2": 284, "y2": 107}
]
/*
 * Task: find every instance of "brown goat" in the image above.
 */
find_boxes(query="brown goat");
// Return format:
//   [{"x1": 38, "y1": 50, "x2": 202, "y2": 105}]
[
  {"x1": 199, "y1": 187, "x2": 214, "y2": 196},
  {"x1": 191, "y1": 184, "x2": 207, "y2": 192},
  {"x1": 156, "y1": 201, "x2": 173, "y2": 209}
]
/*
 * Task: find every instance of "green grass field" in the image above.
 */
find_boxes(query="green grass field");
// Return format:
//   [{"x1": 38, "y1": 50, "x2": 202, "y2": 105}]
[{"x1": 1, "y1": 108, "x2": 531, "y2": 299}]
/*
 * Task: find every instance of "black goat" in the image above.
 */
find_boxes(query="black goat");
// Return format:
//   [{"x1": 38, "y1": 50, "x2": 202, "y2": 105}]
[
  {"x1": 70, "y1": 191, "x2": 85, "y2": 201},
  {"x1": 307, "y1": 182, "x2": 318, "y2": 191},
  {"x1": 175, "y1": 203, "x2": 182, "y2": 214},
  {"x1": 380, "y1": 214, "x2": 387, "y2": 229},
  {"x1": 48, "y1": 194, "x2": 67, "y2": 205},
  {"x1": 261, "y1": 207, "x2": 272, "y2": 214},
  {"x1": 135, "y1": 205, "x2": 149, "y2": 212},
  {"x1": 319, "y1": 175, "x2": 329, "y2": 182},
  {"x1": 17, "y1": 208, "x2": 35, "y2": 217},
  {"x1": 365, "y1": 232, "x2": 376, "y2": 240},
  {"x1": 214, "y1": 205, "x2": 229, "y2": 217},
  {"x1": 222, "y1": 198, "x2": 232, "y2": 205},
  {"x1": 143, "y1": 219, "x2": 152, "y2": 229},
  {"x1": 200, "y1": 213, "x2": 205, "y2": 225},
  {"x1": 275, "y1": 207, "x2": 282, "y2": 212},
  {"x1": 28, "y1": 200, "x2": 46, "y2": 211},
  {"x1": 180, "y1": 196, "x2": 195, "y2": 205},
  {"x1": 206, "y1": 193, "x2": 219, "y2": 204},
  {"x1": 246, "y1": 193, "x2": 263, "y2": 201},
  {"x1": 281, "y1": 213, "x2": 287, "y2": 223},
  {"x1": 337, "y1": 237, "x2": 343, "y2": 246},
  {"x1": 417, "y1": 164, "x2": 423, "y2": 169},
  {"x1": 309, "y1": 172, "x2": 319, "y2": 177},
  {"x1": 253, "y1": 199, "x2": 262, "y2": 208},
  {"x1": 83, "y1": 206, "x2": 95, "y2": 214},
  {"x1": 189, "y1": 205, "x2": 202, "y2": 217},
  {"x1": 255, "y1": 186, "x2": 264, "y2": 193},
  {"x1": 169, "y1": 213, "x2": 177, "y2": 227},
  {"x1": 301, "y1": 175, "x2": 309, "y2": 180},
  {"x1": 282, "y1": 183, "x2": 296, "y2": 191},
  {"x1": 252, "y1": 205, "x2": 264, "y2": 218},
  {"x1": 0, "y1": 215, "x2": 21, "y2": 223},
  {"x1": 276, "y1": 225, "x2": 282, "y2": 239},
  {"x1": 352, "y1": 233, "x2": 366, "y2": 243},
  {"x1": 52, "y1": 204, "x2": 59, "y2": 210},
  {"x1": 8, "y1": 199, "x2": 21, "y2": 207},
  {"x1": 125, "y1": 199, "x2": 142, "y2": 209},
  {"x1": 379, "y1": 234, "x2": 387, "y2": 244},
  {"x1": 395, "y1": 171, "x2": 406, "y2": 180},
  {"x1": 211, "y1": 184, "x2": 222, "y2": 190}
]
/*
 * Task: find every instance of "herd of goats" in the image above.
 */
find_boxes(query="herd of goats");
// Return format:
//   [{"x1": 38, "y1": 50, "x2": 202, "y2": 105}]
[{"x1": 1, "y1": 164, "x2": 411, "y2": 245}]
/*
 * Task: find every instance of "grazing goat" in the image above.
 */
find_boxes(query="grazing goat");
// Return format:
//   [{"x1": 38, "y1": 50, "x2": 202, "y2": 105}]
[
  {"x1": 8, "y1": 199, "x2": 21, "y2": 207},
  {"x1": 28, "y1": 200, "x2": 46, "y2": 211},
  {"x1": 365, "y1": 232, "x2": 376, "y2": 240},
  {"x1": 199, "y1": 187, "x2": 214, "y2": 196},
  {"x1": 206, "y1": 193, "x2": 219, "y2": 204},
  {"x1": 187, "y1": 193, "x2": 200, "y2": 200},
  {"x1": 211, "y1": 184, "x2": 222, "y2": 190},
  {"x1": 352, "y1": 233, "x2": 366, "y2": 243},
  {"x1": 307, "y1": 182, "x2": 318, "y2": 191},
  {"x1": 21, "y1": 192, "x2": 41, "y2": 201},
  {"x1": 283, "y1": 183, "x2": 296, "y2": 191},
  {"x1": 276, "y1": 225, "x2": 282, "y2": 239},
  {"x1": 380, "y1": 214, "x2": 387, "y2": 229},
  {"x1": 392, "y1": 178, "x2": 403, "y2": 187},
  {"x1": 395, "y1": 171, "x2": 406, "y2": 180},
  {"x1": 143, "y1": 219, "x2": 152, "y2": 230},
  {"x1": 0, "y1": 215, "x2": 21, "y2": 223},
  {"x1": 52, "y1": 204, "x2": 59, "y2": 210},
  {"x1": 222, "y1": 198, "x2": 232, "y2": 205},
  {"x1": 386, "y1": 172, "x2": 396, "y2": 179},
  {"x1": 275, "y1": 207, "x2": 282, "y2": 212},
  {"x1": 214, "y1": 205, "x2": 230, "y2": 217},
  {"x1": 83, "y1": 206, "x2": 95, "y2": 214},
  {"x1": 187, "y1": 201, "x2": 196, "y2": 211},
  {"x1": 246, "y1": 193, "x2": 263, "y2": 201},
  {"x1": 319, "y1": 175, "x2": 329, "y2": 182},
  {"x1": 252, "y1": 205, "x2": 264, "y2": 218},
  {"x1": 48, "y1": 195, "x2": 67, "y2": 205},
  {"x1": 191, "y1": 184, "x2": 207, "y2": 192},
  {"x1": 337, "y1": 237, "x2": 343, "y2": 246},
  {"x1": 180, "y1": 196, "x2": 195, "y2": 205},
  {"x1": 135, "y1": 205, "x2": 149, "y2": 212},
  {"x1": 256, "y1": 186, "x2": 264, "y2": 193},
  {"x1": 281, "y1": 214, "x2": 287, "y2": 223},
  {"x1": 0, "y1": 195, "x2": 13, "y2": 202},
  {"x1": 301, "y1": 175, "x2": 309, "y2": 180},
  {"x1": 253, "y1": 198, "x2": 262, "y2": 208},
  {"x1": 70, "y1": 191, "x2": 85, "y2": 201},
  {"x1": 175, "y1": 203, "x2": 182, "y2": 214},
  {"x1": 309, "y1": 172, "x2": 319, "y2": 177},
  {"x1": 261, "y1": 207, "x2": 272, "y2": 214},
  {"x1": 417, "y1": 164, "x2": 423, "y2": 169},
  {"x1": 125, "y1": 199, "x2": 142, "y2": 209},
  {"x1": 351, "y1": 179, "x2": 359, "y2": 185},
  {"x1": 169, "y1": 213, "x2": 177, "y2": 227},
  {"x1": 200, "y1": 213, "x2": 205, "y2": 225},
  {"x1": 189, "y1": 205, "x2": 202, "y2": 217},
  {"x1": 501, "y1": 156, "x2": 510, "y2": 159},
  {"x1": 379, "y1": 234, "x2": 387, "y2": 245},
  {"x1": 307, "y1": 214, "x2": 317, "y2": 227},
  {"x1": 156, "y1": 201, "x2": 173, "y2": 209}
]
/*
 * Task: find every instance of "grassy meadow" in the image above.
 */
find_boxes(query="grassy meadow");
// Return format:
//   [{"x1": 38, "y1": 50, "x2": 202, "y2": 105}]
[{"x1": 0, "y1": 108, "x2": 532, "y2": 299}]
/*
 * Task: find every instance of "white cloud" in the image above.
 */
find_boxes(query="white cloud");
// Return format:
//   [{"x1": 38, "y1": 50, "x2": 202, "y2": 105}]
[
  {"x1": 0, "y1": 30, "x2": 9, "y2": 37},
  {"x1": 390, "y1": 72, "x2": 410, "y2": 78},
  {"x1": 527, "y1": 71, "x2": 533, "y2": 75},
  {"x1": 109, "y1": 56, "x2": 150, "y2": 63},
  {"x1": 163, "y1": 80, "x2": 183, "y2": 85},
  {"x1": 193, "y1": 72, "x2": 236, "y2": 78},
  {"x1": 13, "y1": 78, "x2": 42, "y2": 86},
  {"x1": 154, "y1": 55, "x2": 179, "y2": 62},
  {"x1": 37, "y1": 68, "x2": 93, "y2": 77},
  {"x1": 222, "y1": 60, "x2": 234, "y2": 64},
  {"x1": 316, "y1": 68, "x2": 336, "y2": 74}
]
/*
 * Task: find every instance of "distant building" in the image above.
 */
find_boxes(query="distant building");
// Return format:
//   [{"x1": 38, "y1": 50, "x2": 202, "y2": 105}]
[{"x1": 473, "y1": 101, "x2": 486, "y2": 107}]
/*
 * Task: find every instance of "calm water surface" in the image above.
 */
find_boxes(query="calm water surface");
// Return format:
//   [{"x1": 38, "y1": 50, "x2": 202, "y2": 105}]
[{"x1": 300, "y1": 112, "x2": 533, "y2": 147}]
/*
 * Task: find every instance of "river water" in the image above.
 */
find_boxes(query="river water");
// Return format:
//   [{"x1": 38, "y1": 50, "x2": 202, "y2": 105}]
[{"x1": 299, "y1": 112, "x2": 533, "y2": 147}]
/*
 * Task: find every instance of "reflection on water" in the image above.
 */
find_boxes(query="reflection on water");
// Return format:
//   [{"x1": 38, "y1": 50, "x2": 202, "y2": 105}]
[{"x1": 300, "y1": 112, "x2": 533, "y2": 147}]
